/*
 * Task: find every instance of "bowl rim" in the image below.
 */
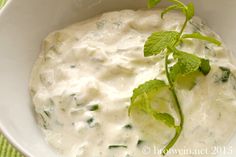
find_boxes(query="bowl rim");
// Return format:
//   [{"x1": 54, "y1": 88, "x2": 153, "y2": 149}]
[
  {"x1": 0, "y1": 1, "x2": 33, "y2": 156},
  {"x1": 1, "y1": 0, "x2": 235, "y2": 157}
]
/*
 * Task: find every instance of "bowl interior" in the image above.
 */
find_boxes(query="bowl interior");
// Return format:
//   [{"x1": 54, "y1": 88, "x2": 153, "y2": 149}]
[{"x1": 0, "y1": 0, "x2": 236, "y2": 157}]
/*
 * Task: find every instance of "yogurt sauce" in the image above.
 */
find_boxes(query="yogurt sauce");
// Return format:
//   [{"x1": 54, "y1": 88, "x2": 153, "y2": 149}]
[{"x1": 30, "y1": 9, "x2": 236, "y2": 157}]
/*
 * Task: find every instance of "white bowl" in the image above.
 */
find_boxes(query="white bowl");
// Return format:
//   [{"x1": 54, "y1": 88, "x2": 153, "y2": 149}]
[{"x1": 0, "y1": 0, "x2": 236, "y2": 157}]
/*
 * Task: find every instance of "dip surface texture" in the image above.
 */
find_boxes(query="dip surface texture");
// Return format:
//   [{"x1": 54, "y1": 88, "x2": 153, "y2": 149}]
[{"x1": 30, "y1": 9, "x2": 236, "y2": 157}]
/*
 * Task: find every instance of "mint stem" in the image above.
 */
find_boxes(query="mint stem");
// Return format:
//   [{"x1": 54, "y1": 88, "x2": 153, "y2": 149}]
[
  {"x1": 162, "y1": 53, "x2": 184, "y2": 155},
  {"x1": 179, "y1": 17, "x2": 188, "y2": 38},
  {"x1": 161, "y1": 16, "x2": 188, "y2": 156}
]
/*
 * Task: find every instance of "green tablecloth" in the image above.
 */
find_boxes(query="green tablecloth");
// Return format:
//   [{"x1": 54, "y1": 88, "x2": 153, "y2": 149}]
[{"x1": 0, "y1": 134, "x2": 24, "y2": 157}]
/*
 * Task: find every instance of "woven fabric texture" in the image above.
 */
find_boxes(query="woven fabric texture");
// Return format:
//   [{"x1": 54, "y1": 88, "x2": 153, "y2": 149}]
[{"x1": 0, "y1": 134, "x2": 24, "y2": 157}]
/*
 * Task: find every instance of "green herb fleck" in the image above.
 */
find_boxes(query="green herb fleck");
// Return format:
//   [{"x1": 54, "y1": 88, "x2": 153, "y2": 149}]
[
  {"x1": 219, "y1": 67, "x2": 231, "y2": 82},
  {"x1": 108, "y1": 145, "x2": 128, "y2": 149},
  {"x1": 205, "y1": 45, "x2": 210, "y2": 50},
  {"x1": 137, "y1": 140, "x2": 145, "y2": 146},
  {"x1": 39, "y1": 114, "x2": 48, "y2": 129},
  {"x1": 76, "y1": 103, "x2": 83, "y2": 107},
  {"x1": 87, "y1": 104, "x2": 99, "y2": 111},
  {"x1": 86, "y1": 118, "x2": 94, "y2": 125},
  {"x1": 199, "y1": 59, "x2": 211, "y2": 75},
  {"x1": 70, "y1": 93, "x2": 77, "y2": 97},
  {"x1": 70, "y1": 65, "x2": 76, "y2": 68},
  {"x1": 44, "y1": 111, "x2": 51, "y2": 118},
  {"x1": 61, "y1": 108, "x2": 66, "y2": 112},
  {"x1": 123, "y1": 124, "x2": 132, "y2": 129}
]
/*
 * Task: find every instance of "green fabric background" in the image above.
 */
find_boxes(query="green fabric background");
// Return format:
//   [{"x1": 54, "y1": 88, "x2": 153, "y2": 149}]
[{"x1": 0, "y1": 134, "x2": 24, "y2": 157}]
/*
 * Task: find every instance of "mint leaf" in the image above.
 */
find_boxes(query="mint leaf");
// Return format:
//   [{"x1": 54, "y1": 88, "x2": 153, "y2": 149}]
[
  {"x1": 170, "y1": 49, "x2": 211, "y2": 82},
  {"x1": 148, "y1": 0, "x2": 161, "y2": 8},
  {"x1": 152, "y1": 112, "x2": 175, "y2": 127},
  {"x1": 161, "y1": 2, "x2": 194, "y2": 20},
  {"x1": 182, "y1": 33, "x2": 221, "y2": 46},
  {"x1": 129, "y1": 80, "x2": 167, "y2": 116},
  {"x1": 199, "y1": 59, "x2": 211, "y2": 75},
  {"x1": 129, "y1": 80, "x2": 176, "y2": 128},
  {"x1": 173, "y1": 50, "x2": 201, "y2": 74},
  {"x1": 144, "y1": 31, "x2": 179, "y2": 57},
  {"x1": 130, "y1": 79, "x2": 167, "y2": 105},
  {"x1": 168, "y1": 0, "x2": 186, "y2": 14},
  {"x1": 169, "y1": 63, "x2": 182, "y2": 82},
  {"x1": 169, "y1": 49, "x2": 201, "y2": 81},
  {"x1": 175, "y1": 72, "x2": 201, "y2": 90},
  {"x1": 161, "y1": 5, "x2": 180, "y2": 19},
  {"x1": 186, "y1": 3, "x2": 195, "y2": 20},
  {"x1": 163, "y1": 1, "x2": 194, "y2": 20},
  {"x1": 168, "y1": 0, "x2": 185, "y2": 8}
]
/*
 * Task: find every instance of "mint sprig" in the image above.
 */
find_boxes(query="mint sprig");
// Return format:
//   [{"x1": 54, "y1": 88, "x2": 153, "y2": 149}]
[{"x1": 129, "y1": 0, "x2": 221, "y2": 155}]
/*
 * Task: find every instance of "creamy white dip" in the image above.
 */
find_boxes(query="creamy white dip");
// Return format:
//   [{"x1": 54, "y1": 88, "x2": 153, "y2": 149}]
[{"x1": 30, "y1": 9, "x2": 236, "y2": 157}]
